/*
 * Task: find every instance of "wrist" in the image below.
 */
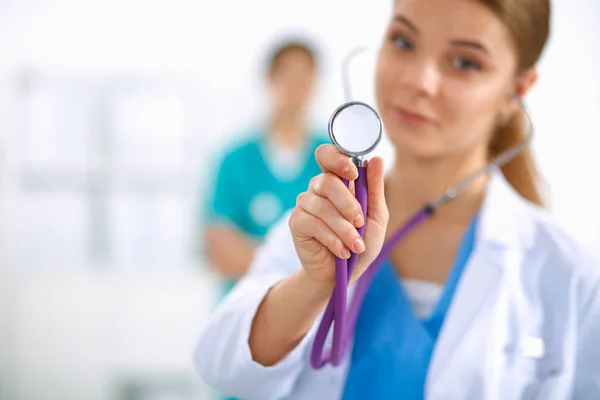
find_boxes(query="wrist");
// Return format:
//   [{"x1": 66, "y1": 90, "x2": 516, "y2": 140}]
[{"x1": 292, "y1": 269, "x2": 335, "y2": 306}]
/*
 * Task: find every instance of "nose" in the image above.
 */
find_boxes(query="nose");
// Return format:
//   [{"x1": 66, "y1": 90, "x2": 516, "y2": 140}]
[{"x1": 399, "y1": 57, "x2": 440, "y2": 98}]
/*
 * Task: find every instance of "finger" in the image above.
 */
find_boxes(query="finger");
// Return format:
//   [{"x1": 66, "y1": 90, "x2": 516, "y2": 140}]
[
  {"x1": 308, "y1": 174, "x2": 364, "y2": 227},
  {"x1": 290, "y1": 209, "x2": 351, "y2": 259},
  {"x1": 297, "y1": 192, "x2": 366, "y2": 254},
  {"x1": 314, "y1": 144, "x2": 358, "y2": 181},
  {"x1": 365, "y1": 156, "x2": 389, "y2": 229}
]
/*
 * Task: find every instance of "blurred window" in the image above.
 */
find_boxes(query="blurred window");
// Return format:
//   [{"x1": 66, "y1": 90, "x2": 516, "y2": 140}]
[{"x1": 13, "y1": 71, "x2": 210, "y2": 270}]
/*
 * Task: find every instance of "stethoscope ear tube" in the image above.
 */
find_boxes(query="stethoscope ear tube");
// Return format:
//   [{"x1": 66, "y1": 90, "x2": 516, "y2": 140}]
[
  {"x1": 429, "y1": 103, "x2": 534, "y2": 212},
  {"x1": 341, "y1": 46, "x2": 369, "y2": 103}
]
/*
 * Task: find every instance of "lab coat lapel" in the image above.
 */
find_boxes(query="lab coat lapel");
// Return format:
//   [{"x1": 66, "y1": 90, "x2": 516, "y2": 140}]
[{"x1": 426, "y1": 169, "x2": 529, "y2": 391}]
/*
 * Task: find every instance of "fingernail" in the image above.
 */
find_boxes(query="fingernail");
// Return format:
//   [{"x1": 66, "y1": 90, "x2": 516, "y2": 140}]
[
  {"x1": 353, "y1": 213, "x2": 364, "y2": 227},
  {"x1": 342, "y1": 248, "x2": 351, "y2": 259},
  {"x1": 353, "y1": 238, "x2": 365, "y2": 253}
]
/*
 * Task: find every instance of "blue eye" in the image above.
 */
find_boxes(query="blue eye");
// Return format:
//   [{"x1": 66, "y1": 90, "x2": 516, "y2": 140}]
[
  {"x1": 453, "y1": 57, "x2": 481, "y2": 71},
  {"x1": 391, "y1": 35, "x2": 413, "y2": 50}
]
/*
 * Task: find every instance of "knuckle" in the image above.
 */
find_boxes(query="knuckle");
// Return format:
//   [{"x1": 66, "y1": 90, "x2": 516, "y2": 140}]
[
  {"x1": 380, "y1": 205, "x2": 390, "y2": 222},
  {"x1": 288, "y1": 209, "x2": 298, "y2": 230},
  {"x1": 383, "y1": 207, "x2": 390, "y2": 221},
  {"x1": 309, "y1": 175, "x2": 323, "y2": 193},
  {"x1": 288, "y1": 208, "x2": 304, "y2": 231},
  {"x1": 373, "y1": 210, "x2": 389, "y2": 231},
  {"x1": 295, "y1": 191, "x2": 307, "y2": 207},
  {"x1": 321, "y1": 173, "x2": 338, "y2": 193}
]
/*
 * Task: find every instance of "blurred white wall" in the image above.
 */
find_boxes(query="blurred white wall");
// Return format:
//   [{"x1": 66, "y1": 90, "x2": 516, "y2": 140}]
[
  {"x1": 531, "y1": 0, "x2": 600, "y2": 255},
  {"x1": 0, "y1": 0, "x2": 599, "y2": 400}
]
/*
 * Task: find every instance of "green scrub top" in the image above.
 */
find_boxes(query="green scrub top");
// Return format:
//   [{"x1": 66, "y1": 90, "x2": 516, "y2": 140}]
[{"x1": 203, "y1": 130, "x2": 328, "y2": 299}]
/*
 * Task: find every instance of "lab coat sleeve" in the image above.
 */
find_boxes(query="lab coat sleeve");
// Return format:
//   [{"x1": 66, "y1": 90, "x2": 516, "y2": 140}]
[
  {"x1": 194, "y1": 212, "x2": 316, "y2": 400},
  {"x1": 573, "y1": 255, "x2": 600, "y2": 398}
]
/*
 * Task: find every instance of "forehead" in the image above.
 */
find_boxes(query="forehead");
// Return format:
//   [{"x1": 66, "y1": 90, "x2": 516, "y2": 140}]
[
  {"x1": 273, "y1": 48, "x2": 314, "y2": 69},
  {"x1": 394, "y1": 0, "x2": 516, "y2": 54}
]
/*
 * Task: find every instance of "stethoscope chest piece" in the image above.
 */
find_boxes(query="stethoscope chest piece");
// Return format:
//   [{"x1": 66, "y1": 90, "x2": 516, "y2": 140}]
[{"x1": 328, "y1": 101, "x2": 383, "y2": 164}]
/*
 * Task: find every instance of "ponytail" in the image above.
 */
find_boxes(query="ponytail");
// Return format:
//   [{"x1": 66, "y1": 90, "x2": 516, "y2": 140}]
[{"x1": 489, "y1": 108, "x2": 545, "y2": 207}]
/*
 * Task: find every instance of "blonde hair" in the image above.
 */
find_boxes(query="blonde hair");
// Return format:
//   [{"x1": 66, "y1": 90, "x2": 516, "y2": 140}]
[
  {"x1": 483, "y1": 0, "x2": 551, "y2": 206},
  {"x1": 489, "y1": 109, "x2": 544, "y2": 205}
]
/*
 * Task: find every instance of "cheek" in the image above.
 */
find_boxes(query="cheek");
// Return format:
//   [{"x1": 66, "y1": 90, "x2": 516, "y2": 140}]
[
  {"x1": 440, "y1": 82, "x2": 505, "y2": 144},
  {"x1": 443, "y1": 80, "x2": 500, "y2": 116}
]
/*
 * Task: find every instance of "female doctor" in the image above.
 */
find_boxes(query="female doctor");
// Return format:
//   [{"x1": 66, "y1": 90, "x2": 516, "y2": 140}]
[{"x1": 195, "y1": 0, "x2": 600, "y2": 398}]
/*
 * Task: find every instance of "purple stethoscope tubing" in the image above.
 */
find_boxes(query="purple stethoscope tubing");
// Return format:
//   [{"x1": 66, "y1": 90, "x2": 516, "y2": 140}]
[
  {"x1": 309, "y1": 169, "x2": 431, "y2": 368},
  {"x1": 309, "y1": 99, "x2": 534, "y2": 370},
  {"x1": 310, "y1": 169, "x2": 368, "y2": 368}
]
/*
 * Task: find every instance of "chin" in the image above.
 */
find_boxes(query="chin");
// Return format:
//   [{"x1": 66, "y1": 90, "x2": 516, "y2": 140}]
[{"x1": 394, "y1": 142, "x2": 446, "y2": 163}]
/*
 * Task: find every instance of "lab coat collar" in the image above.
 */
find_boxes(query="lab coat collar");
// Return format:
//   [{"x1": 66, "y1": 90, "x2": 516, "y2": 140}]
[
  {"x1": 427, "y1": 167, "x2": 534, "y2": 390},
  {"x1": 475, "y1": 167, "x2": 534, "y2": 251}
]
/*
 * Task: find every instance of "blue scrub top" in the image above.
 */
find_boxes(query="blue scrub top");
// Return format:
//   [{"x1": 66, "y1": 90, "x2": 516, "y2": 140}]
[{"x1": 343, "y1": 213, "x2": 479, "y2": 399}]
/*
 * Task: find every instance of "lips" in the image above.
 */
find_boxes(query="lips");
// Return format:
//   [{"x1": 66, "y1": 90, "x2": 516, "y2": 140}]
[{"x1": 392, "y1": 106, "x2": 434, "y2": 126}]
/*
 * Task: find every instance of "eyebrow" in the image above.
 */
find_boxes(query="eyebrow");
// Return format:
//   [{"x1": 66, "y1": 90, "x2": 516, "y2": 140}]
[
  {"x1": 393, "y1": 15, "x2": 418, "y2": 33},
  {"x1": 393, "y1": 15, "x2": 490, "y2": 56},
  {"x1": 451, "y1": 40, "x2": 489, "y2": 55}
]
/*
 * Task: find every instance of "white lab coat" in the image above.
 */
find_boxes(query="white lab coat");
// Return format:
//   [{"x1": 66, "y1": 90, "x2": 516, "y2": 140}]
[{"x1": 195, "y1": 170, "x2": 600, "y2": 400}]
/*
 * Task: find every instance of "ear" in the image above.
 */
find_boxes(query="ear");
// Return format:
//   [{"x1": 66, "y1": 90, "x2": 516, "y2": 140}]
[
  {"x1": 514, "y1": 67, "x2": 538, "y2": 100},
  {"x1": 501, "y1": 67, "x2": 539, "y2": 117}
]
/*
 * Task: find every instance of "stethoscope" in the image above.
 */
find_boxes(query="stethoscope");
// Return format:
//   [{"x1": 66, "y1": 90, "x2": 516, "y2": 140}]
[{"x1": 310, "y1": 47, "x2": 535, "y2": 369}]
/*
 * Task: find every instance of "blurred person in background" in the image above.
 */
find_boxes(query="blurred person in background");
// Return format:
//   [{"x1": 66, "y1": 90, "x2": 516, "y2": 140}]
[
  {"x1": 202, "y1": 40, "x2": 328, "y2": 400},
  {"x1": 203, "y1": 38, "x2": 328, "y2": 300}
]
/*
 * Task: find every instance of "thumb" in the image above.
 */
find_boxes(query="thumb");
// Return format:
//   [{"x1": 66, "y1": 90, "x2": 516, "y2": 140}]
[
  {"x1": 350, "y1": 156, "x2": 388, "y2": 281},
  {"x1": 365, "y1": 156, "x2": 388, "y2": 228}
]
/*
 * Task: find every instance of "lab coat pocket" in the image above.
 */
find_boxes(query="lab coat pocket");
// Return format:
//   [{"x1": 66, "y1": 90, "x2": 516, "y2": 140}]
[{"x1": 504, "y1": 353, "x2": 562, "y2": 400}]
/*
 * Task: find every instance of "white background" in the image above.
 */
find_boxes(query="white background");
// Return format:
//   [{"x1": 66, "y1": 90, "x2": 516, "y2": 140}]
[{"x1": 0, "y1": 0, "x2": 599, "y2": 399}]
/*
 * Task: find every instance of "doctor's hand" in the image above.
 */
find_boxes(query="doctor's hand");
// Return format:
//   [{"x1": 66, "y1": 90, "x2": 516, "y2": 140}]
[
  {"x1": 289, "y1": 144, "x2": 389, "y2": 285},
  {"x1": 249, "y1": 145, "x2": 387, "y2": 367}
]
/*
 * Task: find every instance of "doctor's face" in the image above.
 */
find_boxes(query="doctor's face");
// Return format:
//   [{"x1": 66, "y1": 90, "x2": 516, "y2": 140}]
[{"x1": 375, "y1": 0, "x2": 520, "y2": 162}]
